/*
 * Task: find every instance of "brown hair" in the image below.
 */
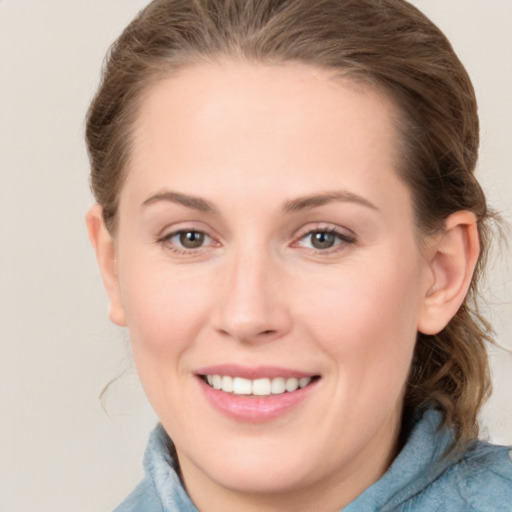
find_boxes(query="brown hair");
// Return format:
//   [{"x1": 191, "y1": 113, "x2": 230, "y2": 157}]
[{"x1": 86, "y1": 0, "x2": 495, "y2": 444}]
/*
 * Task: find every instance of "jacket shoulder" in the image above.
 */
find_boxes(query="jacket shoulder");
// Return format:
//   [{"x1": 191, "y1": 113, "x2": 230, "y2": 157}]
[
  {"x1": 454, "y1": 442, "x2": 512, "y2": 511},
  {"x1": 112, "y1": 478, "x2": 164, "y2": 512}
]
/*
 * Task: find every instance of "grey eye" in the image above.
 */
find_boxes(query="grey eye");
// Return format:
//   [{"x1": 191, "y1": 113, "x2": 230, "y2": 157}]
[
  {"x1": 178, "y1": 230, "x2": 206, "y2": 249},
  {"x1": 309, "y1": 231, "x2": 337, "y2": 249}
]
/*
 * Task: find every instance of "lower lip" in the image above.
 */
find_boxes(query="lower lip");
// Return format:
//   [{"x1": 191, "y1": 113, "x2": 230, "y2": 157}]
[{"x1": 197, "y1": 377, "x2": 318, "y2": 423}]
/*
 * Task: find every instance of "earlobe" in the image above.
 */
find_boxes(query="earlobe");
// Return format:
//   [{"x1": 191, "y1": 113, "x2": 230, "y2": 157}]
[
  {"x1": 86, "y1": 205, "x2": 127, "y2": 327},
  {"x1": 418, "y1": 211, "x2": 480, "y2": 335}
]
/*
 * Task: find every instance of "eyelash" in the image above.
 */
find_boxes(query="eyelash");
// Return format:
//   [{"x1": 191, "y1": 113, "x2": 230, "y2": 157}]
[
  {"x1": 293, "y1": 227, "x2": 356, "y2": 254},
  {"x1": 157, "y1": 226, "x2": 356, "y2": 255},
  {"x1": 157, "y1": 229, "x2": 217, "y2": 255}
]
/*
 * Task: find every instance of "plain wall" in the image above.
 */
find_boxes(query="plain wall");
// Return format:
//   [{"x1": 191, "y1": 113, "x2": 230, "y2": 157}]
[{"x1": 0, "y1": 1, "x2": 510, "y2": 511}]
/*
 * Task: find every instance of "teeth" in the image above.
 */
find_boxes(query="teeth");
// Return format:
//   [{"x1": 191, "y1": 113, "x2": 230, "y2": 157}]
[
  {"x1": 233, "y1": 377, "x2": 252, "y2": 395},
  {"x1": 299, "y1": 377, "x2": 311, "y2": 388},
  {"x1": 252, "y1": 378, "x2": 271, "y2": 396},
  {"x1": 212, "y1": 375, "x2": 222, "y2": 390},
  {"x1": 285, "y1": 378, "x2": 299, "y2": 392},
  {"x1": 221, "y1": 375, "x2": 234, "y2": 393},
  {"x1": 271, "y1": 377, "x2": 286, "y2": 394},
  {"x1": 204, "y1": 375, "x2": 313, "y2": 396}
]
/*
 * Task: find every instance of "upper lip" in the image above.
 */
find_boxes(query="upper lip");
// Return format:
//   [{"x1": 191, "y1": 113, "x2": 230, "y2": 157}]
[{"x1": 195, "y1": 364, "x2": 318, "y2": 380}]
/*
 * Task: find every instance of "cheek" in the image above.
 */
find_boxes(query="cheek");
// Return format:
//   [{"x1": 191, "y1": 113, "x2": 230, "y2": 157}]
[
  {"x1": 116, "y1": 263, "x2": 215, "y2": 420},
  {"x1": 118, "y1": 262, "x2": 213, "y2": 357},
  {"x1": 295, "y1": 255, "x2": 422, "y2": 381}
]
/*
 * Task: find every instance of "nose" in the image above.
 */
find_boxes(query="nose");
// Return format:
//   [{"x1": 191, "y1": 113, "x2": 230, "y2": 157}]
[{"x1": 211, "y1": 249, "x2": 292, "y2": 344}]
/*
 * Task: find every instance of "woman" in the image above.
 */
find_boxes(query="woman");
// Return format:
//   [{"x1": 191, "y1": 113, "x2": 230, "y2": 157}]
[{"x1": 85, "y1": 0, "x2": 512, "y2": 510}]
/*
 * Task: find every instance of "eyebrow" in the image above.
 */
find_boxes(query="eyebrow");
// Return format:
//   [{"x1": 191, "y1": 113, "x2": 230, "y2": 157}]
[
  {"x1": 284, "y1": 191, "x2": 378, "y2": 212},
  {"x1": 142, "y1": 191, "x2": 217, "y2": 213},
  {"x1": 142, "y1": 189, "x2": 378, "y2": 214}
]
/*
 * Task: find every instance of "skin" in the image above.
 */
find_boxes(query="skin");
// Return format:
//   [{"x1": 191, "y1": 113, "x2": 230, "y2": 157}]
[{"x1": 88, "y1": 61, "x2": 479, "y2": 512}]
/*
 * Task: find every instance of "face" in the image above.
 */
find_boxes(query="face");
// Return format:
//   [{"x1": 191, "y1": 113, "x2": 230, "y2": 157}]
[{"x1": 99, "y1": 62, "x2": 435, "y2": 509}]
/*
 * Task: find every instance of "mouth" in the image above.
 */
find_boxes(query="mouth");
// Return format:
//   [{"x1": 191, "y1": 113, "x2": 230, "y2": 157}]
[
  {"x1": 200, "y1": 374, "x2": 320, "y2": 397},
  {"x1": 196, "y1": 367, "x2": 321, "y2": 422}
]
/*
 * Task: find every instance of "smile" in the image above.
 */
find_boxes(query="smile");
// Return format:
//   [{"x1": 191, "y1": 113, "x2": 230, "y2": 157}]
[
  {"x1": 197, "y1": 368, "x2": 321, "y2": 422},
  {"x1": 203, "y1": 375, "x2": 315, "y2": 396}
]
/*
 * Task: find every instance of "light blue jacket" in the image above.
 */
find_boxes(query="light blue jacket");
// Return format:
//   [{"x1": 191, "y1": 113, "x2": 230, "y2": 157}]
[{"x1": 113, "y1": 410, "x2": 512, "y2": 511}]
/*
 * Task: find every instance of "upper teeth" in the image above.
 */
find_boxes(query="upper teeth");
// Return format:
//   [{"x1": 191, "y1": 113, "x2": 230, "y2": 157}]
[{"x1": 205, "y1": 375, "x2": 312, "y2": 396}]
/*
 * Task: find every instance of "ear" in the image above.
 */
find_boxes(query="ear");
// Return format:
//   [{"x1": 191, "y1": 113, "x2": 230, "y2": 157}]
[
  {"x1": 86, "y1": 205, "x2": 126, "y2": 327},
  {"x1": 418, "y1": 211, "x2": 480, "y2": 335}
]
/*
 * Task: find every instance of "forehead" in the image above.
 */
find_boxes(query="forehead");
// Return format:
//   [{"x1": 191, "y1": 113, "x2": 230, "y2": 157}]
[{"x1": 125, "y1": 61, "x2": 406, "y2": 210}]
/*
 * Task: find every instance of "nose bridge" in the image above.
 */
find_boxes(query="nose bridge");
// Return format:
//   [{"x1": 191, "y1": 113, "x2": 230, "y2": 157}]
[{"x1": 213, "y1": 241, "x2": 290, "y2": 342}]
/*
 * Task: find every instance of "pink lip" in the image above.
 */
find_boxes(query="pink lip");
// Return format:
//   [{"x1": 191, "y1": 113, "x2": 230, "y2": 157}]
[
  {"x1": 196, "y1": 364, "x2": 316, "y2": 380},
  {"x1": 195, "y1": 365, "x2": 320, "y2": 423}
]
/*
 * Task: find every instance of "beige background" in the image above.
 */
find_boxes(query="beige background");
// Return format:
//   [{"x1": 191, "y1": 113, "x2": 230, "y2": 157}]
[{"x1": 0, "y1": 1, "x2": 510, "y2": 511}]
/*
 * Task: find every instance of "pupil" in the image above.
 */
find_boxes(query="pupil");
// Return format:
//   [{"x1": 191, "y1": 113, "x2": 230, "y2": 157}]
[
  {"x1": 311, "y1": 231, "x2": 335, "y2": 249},
  {"x1": 180, "y1": 231, "x2": 204, "y2": 249}
]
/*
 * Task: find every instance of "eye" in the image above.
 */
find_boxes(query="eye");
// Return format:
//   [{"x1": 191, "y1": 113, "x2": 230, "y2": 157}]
[
  {"x1": 159, "y1": 229, "x2": 215, "y2": 252},
  {"x1": 296, "y1": 228, "x2": 355, "y2": 252},
  {"x1": 176, "y1": 230, "x2": 206, "y2": 249},
  {"x1": 309, "y1": 231, "x2": 338, "y2": 250}
]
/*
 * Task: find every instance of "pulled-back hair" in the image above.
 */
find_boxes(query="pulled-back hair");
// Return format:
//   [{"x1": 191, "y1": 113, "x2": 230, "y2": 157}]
[{"x1": 86, "y1": 0, "x2": 495, "y2": 444}]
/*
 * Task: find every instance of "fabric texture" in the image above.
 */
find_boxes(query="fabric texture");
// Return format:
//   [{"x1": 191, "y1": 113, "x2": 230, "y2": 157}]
[{"x1": 112, "y1": 409, "x2": 512, "y2": 511}]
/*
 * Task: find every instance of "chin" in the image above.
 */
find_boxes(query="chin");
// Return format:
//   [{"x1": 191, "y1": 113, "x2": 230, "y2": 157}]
[
  {"x1": 181, "y1": 434, "x2": 323, "y2": 495},
  {"x1": 205, "y1": 461, "x2": 314, "y2": 495}
]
